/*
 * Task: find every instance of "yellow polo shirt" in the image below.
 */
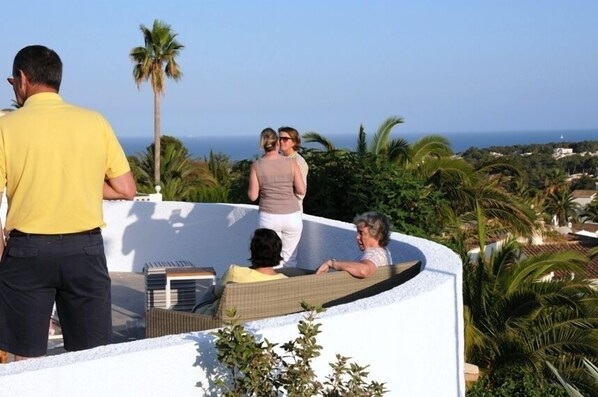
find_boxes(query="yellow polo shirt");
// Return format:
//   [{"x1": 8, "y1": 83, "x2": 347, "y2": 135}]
[{"x1": 0, "y1": 93, "x2": 131, "y2": 234}]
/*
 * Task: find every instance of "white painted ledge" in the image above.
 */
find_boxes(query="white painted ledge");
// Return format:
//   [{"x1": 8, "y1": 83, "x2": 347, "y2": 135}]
[{"x1": 0, "y1": 201, "x2": 464, "y2": 397}]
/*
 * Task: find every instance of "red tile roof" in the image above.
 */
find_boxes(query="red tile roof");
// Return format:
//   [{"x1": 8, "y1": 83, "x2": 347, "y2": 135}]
[
  {"x1": 570, "y1": 190, "x2": 597, "y2": 199},
  {"x1": 521, "y1": 235, "x2": 598, "y2": 280}
]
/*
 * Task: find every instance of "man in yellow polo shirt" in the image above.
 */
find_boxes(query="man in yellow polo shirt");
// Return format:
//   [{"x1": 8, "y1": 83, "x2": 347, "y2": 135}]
[{"x1": 0, "y1": 45, "x2": 136, "y2": 360}]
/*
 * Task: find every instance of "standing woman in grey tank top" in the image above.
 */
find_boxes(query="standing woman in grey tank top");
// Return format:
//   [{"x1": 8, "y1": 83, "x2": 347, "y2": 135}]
[{"x1": 248, "y1": 128, "x2": 306, "y2": 267}]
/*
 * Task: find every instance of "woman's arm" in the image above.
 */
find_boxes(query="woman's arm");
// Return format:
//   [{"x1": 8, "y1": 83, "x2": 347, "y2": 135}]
[
  {"x1": 247, "y1": 163, "x2": 260, "y2": 202},
  {"x1": 292, "y1": 161, "x2": 306, "y2": 196},
  {"x1": 316, "y1": 258, "x2": 377, "y2": 278}
]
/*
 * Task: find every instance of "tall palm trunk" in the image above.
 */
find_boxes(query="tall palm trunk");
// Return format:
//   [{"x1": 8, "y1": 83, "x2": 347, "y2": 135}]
[{"x1": 153, "y1": 90, "x2": 161, "y2": 185}]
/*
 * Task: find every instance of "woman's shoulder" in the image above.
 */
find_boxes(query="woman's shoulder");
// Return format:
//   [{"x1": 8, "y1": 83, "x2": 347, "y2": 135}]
[{"x1": 361, "y1": 247, "x2": 391, "y2": 267}]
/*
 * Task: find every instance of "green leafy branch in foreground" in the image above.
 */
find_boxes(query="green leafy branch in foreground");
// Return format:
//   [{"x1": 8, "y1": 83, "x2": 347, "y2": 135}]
[
  {"x1": 546, "y1": 359, "x2": 598, "y2": 397},
  {"x1": 212, "y1": 302, "x2": 387, "y2": 397}
]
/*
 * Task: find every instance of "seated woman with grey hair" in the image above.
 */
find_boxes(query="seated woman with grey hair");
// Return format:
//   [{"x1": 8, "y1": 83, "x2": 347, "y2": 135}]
[{"x1": 316, "y1": 211, "x2": 393, "y2": 278}]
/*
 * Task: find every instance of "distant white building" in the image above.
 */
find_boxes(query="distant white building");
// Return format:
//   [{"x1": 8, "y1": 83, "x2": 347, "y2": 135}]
[
  {"x1": 571, "y1": 189, "x2": 597, "y2": 208},
  {"x1": 553, "y1": 147, "x2": 574, "y2": 159}
]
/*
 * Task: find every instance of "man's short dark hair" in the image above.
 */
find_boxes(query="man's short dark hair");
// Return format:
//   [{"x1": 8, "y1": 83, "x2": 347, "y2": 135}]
[
  {"x1": 250, "y1": 228, "x2": 283, "y2": 268},
  {"x1": 13, "y1": 45, "x2": 62, "y2": 91}
]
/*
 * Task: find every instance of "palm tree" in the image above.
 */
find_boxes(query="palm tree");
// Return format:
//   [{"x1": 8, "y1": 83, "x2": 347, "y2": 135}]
[
  {"x1": 304, "y1": 116, "x2": 407, "y2": 157},
  {"x1": 582, "y1": 197, "x2": 598, "y2": 222},
  {"x1": 543, "y1": 186, "x2": 582, "y2": 225},
  {"x1": 130, "y1": 19, "x2": 184, "y2": 185},
  {"x1": 302, "y1": 131, "x2": 338, "y2": 152},
  {"x1": 303, "y1": 116, "x2": 453, "y2": 169},
  {"x1": 463, "y1": 238, "x2": 598, "y2": 391},
  {"x1": 441, "y1": 178, "x2": 538, "y2": 259},
  {"x1": 131, "y1": 136, "x2": 218, "y2": 201}
]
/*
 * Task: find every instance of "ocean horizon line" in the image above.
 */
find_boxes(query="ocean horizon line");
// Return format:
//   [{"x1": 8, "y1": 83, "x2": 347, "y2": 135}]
[
  {"x1": 119, "y1": 128, "x2": 598, "y2": 161},
  {"x1": 118, "y1": 126, "x2": 598, "y2": 139}
]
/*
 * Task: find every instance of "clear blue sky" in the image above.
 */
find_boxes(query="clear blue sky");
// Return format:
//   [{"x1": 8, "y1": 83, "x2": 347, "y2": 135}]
[{"x1": 1, "y1": 1, "x2": 597, "y2": 138}]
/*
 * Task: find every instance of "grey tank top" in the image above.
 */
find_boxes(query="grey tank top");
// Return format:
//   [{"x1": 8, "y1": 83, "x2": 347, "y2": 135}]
[{"x1": 255, "y1": 157, "x2": 300, "y2": 214}]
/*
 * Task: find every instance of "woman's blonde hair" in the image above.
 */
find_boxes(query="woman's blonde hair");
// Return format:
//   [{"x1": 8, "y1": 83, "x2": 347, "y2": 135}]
[{"x1": 260, "y1": 128, "x2": 278, "y2": 152}]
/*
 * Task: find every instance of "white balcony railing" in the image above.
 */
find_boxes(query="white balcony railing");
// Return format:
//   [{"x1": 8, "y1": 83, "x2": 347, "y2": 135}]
[{"x1": 0, "y1": 200, "x2": 464, "y2": 397}]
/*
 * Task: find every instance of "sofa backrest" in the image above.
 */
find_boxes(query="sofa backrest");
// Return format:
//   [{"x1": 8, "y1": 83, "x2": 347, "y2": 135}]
[{"x1": 215, "y1": 260, "x2": 421, "y2": 323}]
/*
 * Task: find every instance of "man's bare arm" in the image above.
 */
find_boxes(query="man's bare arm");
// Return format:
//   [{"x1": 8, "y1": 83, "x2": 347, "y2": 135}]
[{"x1": 103, "y1": 171, "x2": 136, "y2": 200}]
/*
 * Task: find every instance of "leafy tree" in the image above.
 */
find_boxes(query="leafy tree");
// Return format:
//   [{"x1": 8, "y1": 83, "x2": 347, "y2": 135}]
[
  {"x1": 546, "y1": 359, "x2": 598, "y2": 397},
  {"x1": 582, "y1": 197, "x2": 598, "y2": 222},
  {"x1": 303, "y1": 151, "x2": 445, "y2": 237},
  {"x1": 205, "y1": 150, "x2": 232, "y2": 186},
  {"x1": 467, "y1": 367, "x2": 568, "y2": 397},
  {"x1": 213, "y1": 304, "x2": 387, "y2": 396},
  {"x1": 462, "y1": 238, "x2": 598, "y2": 393},
  {"x1": 227, "y1": 159, "x2": 253, "y2": 204},
  {"x1": 570, "y1": 174, "x2": 597, "y2": 191},
  {"x1": 303, "y1": 116, "x2": 453, "y2": 169},
  {"x1": 131, "y1": 136, "x2": 219, "y2": 201},
  {"x1": 303, "y1": 116, "x2": 405, "y2": 157},
  {"x1": 543, "y1": 186, "x2": 582, "y2": 225},
  {"x1": 437, "y1": 158, "x2": 537, "y2": 257},
  {"x1": 130, "y1": 19, "x2": 184, "y2": 185}
]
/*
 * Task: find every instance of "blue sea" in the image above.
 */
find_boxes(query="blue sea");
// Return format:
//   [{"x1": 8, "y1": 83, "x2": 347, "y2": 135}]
[{"x1": 119, "y1": 129, "x2": 598, "y2": 161}]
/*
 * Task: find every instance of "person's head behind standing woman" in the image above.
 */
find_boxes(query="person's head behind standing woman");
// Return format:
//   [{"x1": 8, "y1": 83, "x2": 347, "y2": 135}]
[
  {"x1": 278, "y1": 126, "x2": 301, "y2": 154},
  {"x1": 259, "y1": 128, "x2": 279, "y2": 153}
]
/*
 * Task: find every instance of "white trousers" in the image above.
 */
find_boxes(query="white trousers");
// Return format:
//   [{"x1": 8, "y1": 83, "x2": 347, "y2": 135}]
[{"x1": 258, "y1": 211, "x2": 303, "y2": 267}]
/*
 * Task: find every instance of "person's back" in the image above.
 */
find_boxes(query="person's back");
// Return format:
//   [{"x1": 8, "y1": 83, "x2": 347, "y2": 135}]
[
  {"x1": 0, "y1": 94, "x2": 128, "y2": 233},
  {"x1": 0, "y1": 45, "x2": 136, "y2": 361},
  {"x1": 255, "y1": 157, "x2": 300, "y2": 215},
  {"x1": 248, "y1": 128, "x2": 305, "y2": 267}
]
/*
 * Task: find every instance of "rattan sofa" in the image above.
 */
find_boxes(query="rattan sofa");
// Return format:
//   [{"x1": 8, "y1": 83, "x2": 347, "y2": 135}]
[{"x1": 145, "y1": 260, "x2": 421, "y2": 338}]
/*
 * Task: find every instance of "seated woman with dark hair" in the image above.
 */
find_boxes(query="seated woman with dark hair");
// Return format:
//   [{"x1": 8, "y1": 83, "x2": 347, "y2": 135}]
[
  {"x1": 194, "y1": 228, "x2": 287, "y2": 314},
  {"x1": 220, "y1": 228, "x2": 288, "y2": 284}
]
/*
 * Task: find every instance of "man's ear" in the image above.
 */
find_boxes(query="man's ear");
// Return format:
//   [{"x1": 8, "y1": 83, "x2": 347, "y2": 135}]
[{"x1": 16, "y1": 69, "x2": 27, "y2": 86}]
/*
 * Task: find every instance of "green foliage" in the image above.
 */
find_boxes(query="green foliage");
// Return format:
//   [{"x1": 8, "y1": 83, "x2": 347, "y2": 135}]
[
  {"x1": 463, "y1": 238, "x2": 598, "y2": 393},
  {"x1": 461, "y1": 141, "x2": 598, "y2": 196},
  {"x1": 130, "y1": 135, "x2": 228, "y2": 202},
  {"x1": 543, "y1": 185, "x2": 582, "y2": 225},
  {"x1": 213, "y1": 303, "x2": 387, "y2": 396},
  {"x1": 227, "y1": 159, "x2": 254, "y2": 204},
  {"x1": 583, "y1": 197, "x2": 598, "y2": 222},
  {"x1": 570, "y1": 174, "x2": 597, "y2": 190},
  {"x1": 206, "y1": 150, "x2": 232, "y2": 186},
  {"x1": 190, "y1": 184, "x2": 229, "y2": 203},
  {"x1": 467, "y1": 367, "x2": 568, "y2": 397},
  {"x1": 303, "y1": 151, "x2": 445, "y2": 237},
  {"x1": 547, "y1": 359, "x2": 598, "y2": 397}
]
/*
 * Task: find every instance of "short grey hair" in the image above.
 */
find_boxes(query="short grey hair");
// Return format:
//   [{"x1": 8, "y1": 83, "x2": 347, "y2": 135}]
[{"x1": 353, "y1": 211, "x2": 391, "y2": 247}]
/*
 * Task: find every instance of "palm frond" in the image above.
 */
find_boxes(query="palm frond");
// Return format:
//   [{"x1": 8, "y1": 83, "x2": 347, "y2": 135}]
[{"x1": 302, "y1": 131, "x2": 338, "y2": 152}]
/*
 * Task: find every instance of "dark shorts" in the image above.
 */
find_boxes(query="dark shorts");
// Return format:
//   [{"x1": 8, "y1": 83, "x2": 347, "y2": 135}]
[{"x1": 0, "y1": 230, "x2": 112, "y2": 357}]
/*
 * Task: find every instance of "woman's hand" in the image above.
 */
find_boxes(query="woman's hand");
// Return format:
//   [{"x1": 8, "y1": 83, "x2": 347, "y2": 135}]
[{"x1": 316, "y1": 259, "x2": 334, "y2": 274}]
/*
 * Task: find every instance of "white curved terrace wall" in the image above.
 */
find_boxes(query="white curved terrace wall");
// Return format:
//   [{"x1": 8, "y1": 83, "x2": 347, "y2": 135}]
[{"x1": 0, "y1": 201, "x2": 464, "y2": 397}]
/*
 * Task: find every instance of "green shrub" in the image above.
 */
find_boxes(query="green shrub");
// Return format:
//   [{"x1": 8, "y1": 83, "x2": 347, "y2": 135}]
[
  {"x1": 212, "y1": 303, "x2": 387, "y2": 396},
  {"x1": 467, "y1": 366, "x2": 568, "y2": 397}
]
